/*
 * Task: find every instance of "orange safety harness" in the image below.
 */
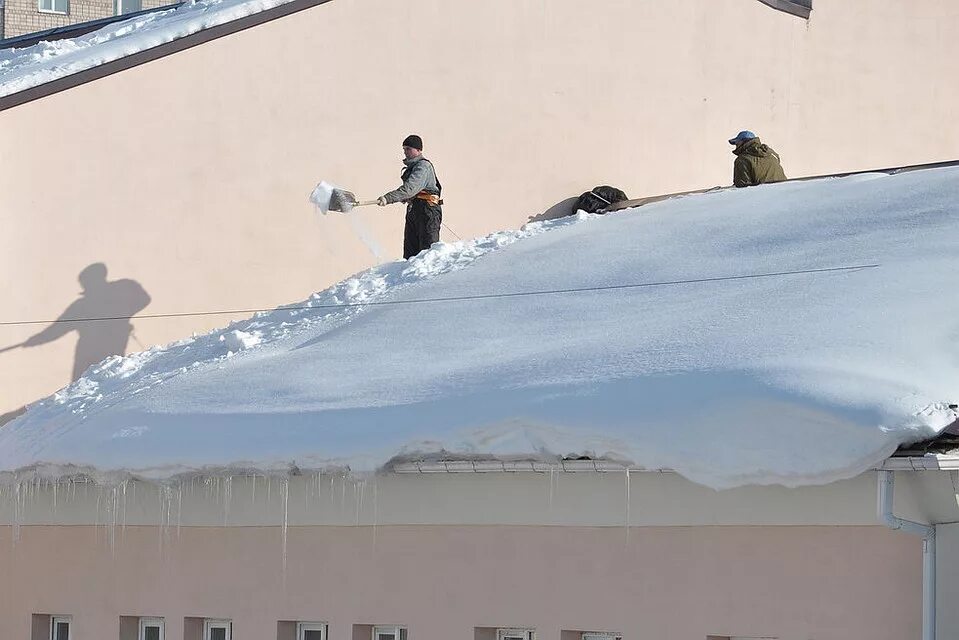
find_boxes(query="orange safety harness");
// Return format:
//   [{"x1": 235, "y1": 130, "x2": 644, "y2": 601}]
[{"x1": 414, "y1": 192, "x2": 441, "y2": 205}]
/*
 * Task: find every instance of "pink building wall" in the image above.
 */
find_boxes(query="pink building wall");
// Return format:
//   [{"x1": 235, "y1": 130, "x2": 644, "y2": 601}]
[
  {"x1": 2, "y1": 470, "x2": 956, "y2": 638},
  {"x1": 0, "y1": 524, "x2": 923, "y2": 640}
]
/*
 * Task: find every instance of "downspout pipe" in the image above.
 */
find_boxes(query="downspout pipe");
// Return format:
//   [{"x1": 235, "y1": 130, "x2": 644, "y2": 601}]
[{"x1": 878, "y1": 469, "x2": 936, "y2": 640}]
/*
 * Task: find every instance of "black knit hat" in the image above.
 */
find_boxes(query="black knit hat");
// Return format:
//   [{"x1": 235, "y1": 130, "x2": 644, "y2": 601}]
[{"x1": 402, "y1": 134, "x2": 423, "y2": 151}]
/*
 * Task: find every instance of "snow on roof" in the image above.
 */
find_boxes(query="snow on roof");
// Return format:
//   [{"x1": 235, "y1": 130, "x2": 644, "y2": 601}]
[
  {"x1": 2, "y1": 168, "x2": 958, "y2": 489},
  {"x1": 0, "y1": 0, "x2": 296, "y2": 98}
]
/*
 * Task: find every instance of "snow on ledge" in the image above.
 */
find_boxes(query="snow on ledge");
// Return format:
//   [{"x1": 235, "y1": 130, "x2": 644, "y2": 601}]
[{"x1": 0, "y1": 0, "x2": 306, "y2": 98}]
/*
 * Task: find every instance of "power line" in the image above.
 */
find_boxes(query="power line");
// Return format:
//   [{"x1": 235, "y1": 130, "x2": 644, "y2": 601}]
[
  {"x1": 441, "y1": 221, "x2": 462, "y2": 241},
  {"x1": 0, "y1": 263, "x2": 879, "y2": 327}
]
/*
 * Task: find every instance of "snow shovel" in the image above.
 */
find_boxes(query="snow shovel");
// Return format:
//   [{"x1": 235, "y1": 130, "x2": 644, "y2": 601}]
[
  {"x1": 310, "y1": 181, "x2": 378, "y2": 214},
  {"x1": 329, "y1": 190, "x2": 378, "y2": 213}
]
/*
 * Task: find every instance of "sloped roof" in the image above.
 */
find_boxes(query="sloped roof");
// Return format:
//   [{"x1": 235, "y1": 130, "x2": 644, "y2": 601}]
[{"x1": 2, "y1": 167, "x2": 958, "y2": 489}]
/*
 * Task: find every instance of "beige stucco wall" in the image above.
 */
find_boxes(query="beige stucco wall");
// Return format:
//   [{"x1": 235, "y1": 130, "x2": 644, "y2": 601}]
[{"x1": 1, "y1": 0, "x2": 958, "y2": 421}]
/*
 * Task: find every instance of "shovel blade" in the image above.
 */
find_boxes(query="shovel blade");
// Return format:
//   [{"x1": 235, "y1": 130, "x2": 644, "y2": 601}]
[
  {"x1": 329, "y1": 188, "x2": 359, "y2": 213},
  {"x1": 310, "y1": 181, "x2": 358, "y2": 214}
]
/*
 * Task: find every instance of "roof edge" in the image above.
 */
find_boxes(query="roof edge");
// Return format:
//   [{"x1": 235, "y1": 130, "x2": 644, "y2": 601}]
[
  {"x1": 0, "y1": 2, "x2": 183, "y2": 50},
  {"x1": 0, "y1": 0, "x2": 334, "y2": 112},
  {"x1": 394, "y1": 456, "x2": 959, "y2": 475},
  {"x1": 389, "y1": 459, "x2": 670, "y2": 474},
  {"x1": 604, "y1": 159, "x2": 959, "y2": 214},
  {"x1": 878, "y1": 455, "x2": 959, "y2": 471}
]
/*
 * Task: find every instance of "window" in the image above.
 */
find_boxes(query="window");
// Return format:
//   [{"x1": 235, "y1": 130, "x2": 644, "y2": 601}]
[
  {"x1": 37, "y1": 0, "x2": 67, "y2": 14},
  {"x1": 114, "y1": 0, "x2": 140, "y2": 15},
  {"x1": 583, "y1": 635, "x2": 621, "y2": 640},
  {"x1": 50, "y1": 617, "x2": 71, "y2": 640},
  {"x1": 297, "y1": 622, "x2": 327, "y2": 640},
  {"x1": 203, "y1": 620, "x2": 232, "y2": 640},
  {"x1": 372, "y1": 626, "x2": 407, "y2": 640},
  {"x1": 497, "y1": 630, "x2": 534, "y2": 640},
  {"x1": 139, "y1": 618, "x2": 164, "y2": 640}
]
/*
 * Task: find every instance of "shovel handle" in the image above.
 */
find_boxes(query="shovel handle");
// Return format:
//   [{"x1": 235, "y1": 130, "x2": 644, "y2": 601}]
[{"x1": 352, "y1": 200, "x2": 379, "y2": 207}]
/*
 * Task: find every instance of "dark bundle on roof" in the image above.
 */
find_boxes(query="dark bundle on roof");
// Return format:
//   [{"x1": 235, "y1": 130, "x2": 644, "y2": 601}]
[{"x1": 575, "y1": 185, "x2": 628, "y2": 214}]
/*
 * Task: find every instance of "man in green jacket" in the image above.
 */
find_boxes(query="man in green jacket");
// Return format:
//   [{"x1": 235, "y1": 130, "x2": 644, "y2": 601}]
[{"x1": 729, "y1": 130, "x2": 787, "y2": 187}]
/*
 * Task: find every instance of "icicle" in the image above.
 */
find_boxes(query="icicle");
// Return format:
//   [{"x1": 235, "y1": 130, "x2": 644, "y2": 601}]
[
  {"x1": 13, "y1": 479, "x2": 22, "y2": 544},
  {"x1": 355, "y1": 479, "x2": 364, "y2": 525},
  {"x1": 548, "y1": 466, "x2": 555, "y2": 512},
  {"x1": 223, "y1": 477, "x2": 232, "y2": 526},
  {"x1": 176, "y1": 483, "x2": 183, "y2": 541},
  {"x1": 281, "y1": 478, "x2": 290, "y2": 578},
  {"x1": 372, "y1": 476, "x2": 378, "y2": 552},
  {"x1": 121, "y1": 481, "x2": 128, "y2": 533},
  {"x1": 95, "y1": 486, "x2": 102, "y2": 539},
  {"x1": 165, "y1": 487, "x2": 173, "y2": 531},
  {"x1": 110, "y1": 485, "x2": 118, "y2": 554},
  {"x1": 156, "y1": 486, "x2": 165, "y2": 556},
  {"x1": 624, "y1": 468, "x2": 631, "y2": 546},
  {"x1": 158, "y1": 485, "x2": 174, "y2": 559}
]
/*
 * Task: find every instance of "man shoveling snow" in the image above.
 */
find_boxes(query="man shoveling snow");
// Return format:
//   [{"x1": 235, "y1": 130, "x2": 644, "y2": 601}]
[
  {"x1": 310, "y1": 134, "x2": 444, "y2": 260},
  {"x1": 375, "y1": 134, "x2": 444, "y2": 259}
]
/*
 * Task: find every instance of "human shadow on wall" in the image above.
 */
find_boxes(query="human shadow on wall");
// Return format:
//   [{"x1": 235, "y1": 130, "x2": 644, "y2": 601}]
[{"x1": 0, "y1": 263, "x2": 151, "y2": 426}]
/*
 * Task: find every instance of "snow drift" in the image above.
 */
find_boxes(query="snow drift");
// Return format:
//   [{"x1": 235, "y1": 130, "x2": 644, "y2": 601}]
[{"x1": 2, "y1": 168, "x2": 958, "y2": 489}]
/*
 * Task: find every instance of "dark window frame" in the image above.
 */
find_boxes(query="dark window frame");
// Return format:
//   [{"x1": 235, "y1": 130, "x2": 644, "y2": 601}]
[{"x1": 37, "y1": 0, "x2": 69, "y2": 15}]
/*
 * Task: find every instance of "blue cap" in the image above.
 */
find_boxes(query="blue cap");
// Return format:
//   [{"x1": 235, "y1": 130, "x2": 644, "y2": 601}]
[{"x1": 729, "y1": 130, "x2": 757, "y2": 145}]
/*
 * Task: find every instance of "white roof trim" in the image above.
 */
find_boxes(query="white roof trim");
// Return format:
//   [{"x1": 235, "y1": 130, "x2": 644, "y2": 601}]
[
  {"x1": 877, "y1": 455, "x2": 959, "y2": 471},
  {"x1": 392, "y1": 455, "x2": 959, "y2": 475},
  {"x1": 390, "y1": 460, "x2": 672, "y2": 474}
]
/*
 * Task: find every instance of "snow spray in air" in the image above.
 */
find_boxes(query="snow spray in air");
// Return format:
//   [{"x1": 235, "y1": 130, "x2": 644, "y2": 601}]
[{"x1": 310, "y1": 182, "x2": 383, "y2": 261}]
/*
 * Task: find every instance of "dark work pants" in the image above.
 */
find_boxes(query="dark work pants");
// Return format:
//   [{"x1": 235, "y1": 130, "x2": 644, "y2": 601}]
[{"x1": 403, "y1": 200, "x2": 443, "y2": 259}]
